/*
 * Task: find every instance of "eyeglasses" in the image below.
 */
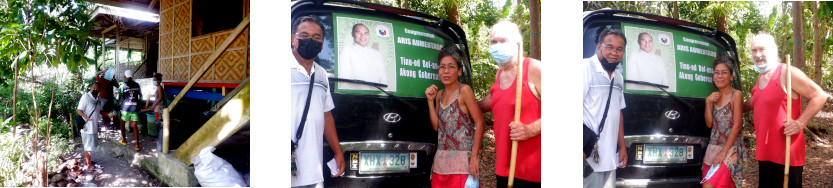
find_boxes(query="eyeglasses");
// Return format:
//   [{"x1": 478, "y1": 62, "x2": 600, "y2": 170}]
[
  {"x1": 294, "y1": 32, "x2": 323, "y2": 42},
  {"x1": 601, "y1": 43, "x2": 625, "y2": 53},
  {"x1": 439, "y1": 65, "x2": 457, "y2": 70}
]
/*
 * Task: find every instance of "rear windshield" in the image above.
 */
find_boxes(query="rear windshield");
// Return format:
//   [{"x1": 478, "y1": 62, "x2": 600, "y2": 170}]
[
  {"x1": 309, "y1": 12, "x2": 446, "y2": 98},
  {"x1": 584, "y1": 22, "x2": 720, "y2": 99}
]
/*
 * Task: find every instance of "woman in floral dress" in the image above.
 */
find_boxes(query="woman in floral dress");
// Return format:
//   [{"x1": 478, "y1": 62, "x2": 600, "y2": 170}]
[
  {"x1": 702, "y1": 57, "x2": 744, "y2": 188},
  {"x1": 424, "y1": 45, "x2": 485, "y2": 188}
]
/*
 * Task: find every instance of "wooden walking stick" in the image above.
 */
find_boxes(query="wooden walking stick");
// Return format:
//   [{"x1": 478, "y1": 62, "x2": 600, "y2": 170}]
[
  {"x1": 784, "y1": 54, "x2": 792, "y2": 188},
  {"x1": 508, "y1": 41, "x2": 523, "y2": 188}
]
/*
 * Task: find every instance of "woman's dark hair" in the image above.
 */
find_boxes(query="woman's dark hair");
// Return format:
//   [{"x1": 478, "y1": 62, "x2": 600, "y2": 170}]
[
  {"x1": 713, "y1": 56, "x2": 735, "y2": 76},
  {"x1": 437, "y1": 45, "x2": 464, "y2": 69},
  {"x1": 154, "y1": 73, "x2": 163, "y2": 80},
  {"x1": 91, "y1": 82, "x2": 100, "y2": 88}
]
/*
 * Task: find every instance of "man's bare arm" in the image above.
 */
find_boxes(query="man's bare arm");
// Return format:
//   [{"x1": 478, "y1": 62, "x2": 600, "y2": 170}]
[{"x1": 785, "y1": 65, "x2": 827, "y2": 127}]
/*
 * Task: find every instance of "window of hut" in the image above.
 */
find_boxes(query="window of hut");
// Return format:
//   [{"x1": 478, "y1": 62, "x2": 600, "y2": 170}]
[{"x1": 192, "y1": 0, "x2": 246, "y2": 37}]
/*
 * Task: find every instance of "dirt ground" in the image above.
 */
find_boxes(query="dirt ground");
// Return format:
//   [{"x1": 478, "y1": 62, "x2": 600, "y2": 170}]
[
  {"x1": 741, "y1": 109, "x2": 833, "y2": 188},
  {"x1": 60, "y1": 125, "x2": 166, "y2": 187}
]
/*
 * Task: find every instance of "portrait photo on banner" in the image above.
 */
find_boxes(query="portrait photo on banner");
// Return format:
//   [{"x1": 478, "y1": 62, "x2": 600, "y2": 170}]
[{"x1": 335, "y1": 16, "x2": 397, "y2": 92}]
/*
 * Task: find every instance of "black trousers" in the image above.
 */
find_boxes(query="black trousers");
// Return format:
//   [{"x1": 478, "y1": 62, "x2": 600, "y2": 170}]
[
  {"x1": 496, "y1": 175, "x2": 541, "y2": 188},
  {"x1": 759, "y1": 160, "x2": 803, "y2": 188}
]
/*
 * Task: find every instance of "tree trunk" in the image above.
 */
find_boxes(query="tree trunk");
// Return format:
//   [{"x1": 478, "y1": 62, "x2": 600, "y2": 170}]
[
  {"x1": 812, "y1": 1, "x2": 824, "y2": 84},
  {"x1": 672, "y1": 2, "x2": 679, "y2": 19},
  {"x1": 402, "y1": 0, "x2": 409, "y2": 10},
  {"x1": 715, "y1": 2, "x2": 729, "y2": 34},
  {"x1": 12, "y1": 60, "x2": 18, "y2": 136},
  {"x1": 445, "y1": 0, "x2": 461, "y2": 27},
  {"x1": 792, "y1": 1, "x2": 806, "y2": 70},
  {"x1": 529, "y1": 0, "x2": 540, "y2": 60}
]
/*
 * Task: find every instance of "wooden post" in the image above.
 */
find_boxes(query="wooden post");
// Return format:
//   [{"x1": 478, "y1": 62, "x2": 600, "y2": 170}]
[
  {"x1": 168, "y1": 16, "x2": 249, "y2": 112},
  {"x1": 163, "y1": 107, "x2": 170, "y2": 154},
  {"x1": 783, "y1": 54, "x2": 792, "y2": 188},
  {"x1": 172, "y1": 84, "x2": 250, "y2": 164}
]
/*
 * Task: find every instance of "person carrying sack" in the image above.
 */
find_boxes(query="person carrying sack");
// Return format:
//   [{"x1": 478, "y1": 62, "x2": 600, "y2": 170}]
[{"x1": 582, "y1": 28, "x2": 628, "y2": 188}]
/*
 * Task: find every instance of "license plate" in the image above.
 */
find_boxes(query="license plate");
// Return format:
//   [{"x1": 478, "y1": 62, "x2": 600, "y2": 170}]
[
  {"x1": 359, "y1": 152, "x2": 410, "y2": 174},
  {"x1": 642, "y1": 145, "x2": 688, "y2": 164}
]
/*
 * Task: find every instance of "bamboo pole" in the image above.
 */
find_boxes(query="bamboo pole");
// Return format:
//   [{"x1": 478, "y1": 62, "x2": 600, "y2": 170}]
[
  {"x1": 784, "y1": 54, "x2": 792, "y2": 188},
  {"x1": 508, "y1": 42, "x2": 523, "y2": 188},
  {"x1": 163, "y1": 108, "x2": 170, "y2": 154}
]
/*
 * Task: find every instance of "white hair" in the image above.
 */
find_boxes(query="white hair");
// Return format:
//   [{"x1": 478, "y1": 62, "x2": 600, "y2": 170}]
[
  {"x1": 490, "y1": 20, "x2": 522, "y2": 45},
  {"x1": 751, "y1": 33, "x2": 779, "y2": 58}
]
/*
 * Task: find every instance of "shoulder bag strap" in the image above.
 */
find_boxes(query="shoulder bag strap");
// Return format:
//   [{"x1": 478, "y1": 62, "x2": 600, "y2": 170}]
[
  {"x1": 596, "y1": 77, "x2": 615, "y2": 141},
  {"x1": 292, "y1": 72, "x2": 316, "y2": 152}
]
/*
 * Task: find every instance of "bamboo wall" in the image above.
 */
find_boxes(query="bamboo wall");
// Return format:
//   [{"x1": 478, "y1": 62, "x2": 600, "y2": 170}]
[{"x1": 158, "y1": 0, "x2": 250, "y2": 83}]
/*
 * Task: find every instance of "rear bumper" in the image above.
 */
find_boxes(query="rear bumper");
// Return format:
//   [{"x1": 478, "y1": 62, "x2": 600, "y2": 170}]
[
  {"x1": 615, "y1": 177, "x2": 701, "y2": 188},
  {"x1": 323, "y1": 141, "x2": 435, "y2": 188}
]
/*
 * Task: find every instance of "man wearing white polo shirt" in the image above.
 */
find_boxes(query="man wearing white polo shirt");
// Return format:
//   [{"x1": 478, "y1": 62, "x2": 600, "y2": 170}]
[
  {"x1": 290, "y1": 15, "x2": 346, "y2": 188},
  {"x1": 583, "y1": 28, "x2": 628, "y2": 188}
]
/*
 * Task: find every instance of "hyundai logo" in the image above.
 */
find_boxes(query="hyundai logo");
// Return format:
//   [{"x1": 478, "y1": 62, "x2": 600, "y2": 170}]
[
  {"x1": 664, "y1": 110, "x2": 680, "y2": 120},
  {"x1": 383, "y1": 113, "x2": 401, "y2": 123}
]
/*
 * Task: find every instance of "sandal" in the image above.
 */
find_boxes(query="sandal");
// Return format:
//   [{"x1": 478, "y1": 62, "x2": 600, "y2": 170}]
[
  {"x1": 119, "y1": 140, "x2": 128, "y2": 146},
  {"x1": 135, "y1": 145, "x2": 142, "y2": 151}
]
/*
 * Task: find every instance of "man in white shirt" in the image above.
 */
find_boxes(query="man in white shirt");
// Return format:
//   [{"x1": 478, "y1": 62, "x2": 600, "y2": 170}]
[
  {"x1": 625, "y1": 33, "x2": 669, "y2": 90},
  {"x1": 583, "y1": 28, "x2": 628, "y2": 188},
  {"x1": 338, "y1": 23, "x2": 389, "y2": 90},
  {"x1": 76, "y1": 82, "x2": 102, "y2": 171},
  {"x1": 290, "y1": 15, "x2": 346, "y2": 188}
]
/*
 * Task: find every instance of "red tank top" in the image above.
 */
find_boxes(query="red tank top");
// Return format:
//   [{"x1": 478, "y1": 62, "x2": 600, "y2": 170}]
[
  {"x1": 489, "y1": 58, "x2": 541, "y2": 182},
  {"x1": 751, "y1": 64, "x2": 804, "y2": 166}
]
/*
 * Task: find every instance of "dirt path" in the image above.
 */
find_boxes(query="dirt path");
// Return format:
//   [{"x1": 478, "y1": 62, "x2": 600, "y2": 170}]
[
  {"x1": 742, "y1": 111, "x2": 833, "y2": 188},
  {"x1": 61, "y1": 125, "x2": 166, "y2": 187}
]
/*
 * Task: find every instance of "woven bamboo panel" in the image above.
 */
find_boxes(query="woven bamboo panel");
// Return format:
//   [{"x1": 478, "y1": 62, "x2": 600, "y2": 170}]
[
  {"x1": 215, "y1": 49, "x2": 247, "y2": 81},
  {"x1": 174, "y1": 29, "x2": 189, "y2": 56},
  {"x1": 173, "y1": 3, "x2": 191, "y2": 30},
  {"x1": 189, "y1": 53, "x2": 214, "y2": 80},
  {"x1": 191, "y1": 36, "x2": 213, "y2": 53},
  {"x1": 159, "y1": 33, "x2": 169, "y2": 58},
  {"x1": 232, "y1": 27, "x2": 249, "y2": 48},
  {"x1": 174, "y1": 57, "x2": 189, "y2": 80},
  {"x1": 160, "y1": 58, "x2": 172, "y2": 79},
  {"x1": 212, "y1": 28, "x2": 248, "y2": 49},
  {"x1": 161, "y1": 10, "x2": 174, "y2": 34},
  {"x1": 161, "y1": 0, "x2": 174, "y2": 11}
]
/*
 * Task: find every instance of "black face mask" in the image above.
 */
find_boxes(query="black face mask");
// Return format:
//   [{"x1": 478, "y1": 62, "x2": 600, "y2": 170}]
[
  {"x1": 296, "y1": 38, "x2": 323, "y2": 60},
  {"x1": 599, "y1": 56, "x2": 620, "y2": 72},
  {"x1": 91, "y1": 90, "x2": 100, "y2": 96}
]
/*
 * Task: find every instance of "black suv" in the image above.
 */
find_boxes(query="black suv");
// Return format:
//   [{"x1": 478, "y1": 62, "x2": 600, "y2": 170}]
[
  {"x1": 292, "y1": 0, "x2": 472, "y2": 187},
  {"x1": 583, "y1": 10, "x2": 742, "y2": 187}
]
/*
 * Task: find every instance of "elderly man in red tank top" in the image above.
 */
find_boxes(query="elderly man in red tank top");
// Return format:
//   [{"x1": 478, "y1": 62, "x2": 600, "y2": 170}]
[
  {"x1": 742, "y1": 33, "x2": 829, "y2": 188},
  {"x1": 477, "y1": 20, "x2": 542, "y2": 188}
]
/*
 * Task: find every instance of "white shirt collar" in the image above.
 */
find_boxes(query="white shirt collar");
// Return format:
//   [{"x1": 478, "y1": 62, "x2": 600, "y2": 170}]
[
  {"x1": 590, "y1": 54, "x2": 616, "y2": 80},
  {"x1": 290, "y1": 51, "x2": 317, "y2": 77}
]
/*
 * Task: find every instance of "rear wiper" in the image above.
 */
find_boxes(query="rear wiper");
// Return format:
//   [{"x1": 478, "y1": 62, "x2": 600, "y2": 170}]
[
  {"x1": 624, "y1": 80, "x2": 694, "y2": 110},
  {"x1": 329, "y1": 77, "x2": 418, "y2": 111}
]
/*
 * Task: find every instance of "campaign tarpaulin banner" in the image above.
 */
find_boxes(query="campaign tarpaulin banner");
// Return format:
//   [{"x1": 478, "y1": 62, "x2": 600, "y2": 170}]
[
  {"x1": 622, "y1": 23, "x2": 719, "y2": 99},
  {"x1": 333, "y1": 13, "x2": 445, "y2": 98}
]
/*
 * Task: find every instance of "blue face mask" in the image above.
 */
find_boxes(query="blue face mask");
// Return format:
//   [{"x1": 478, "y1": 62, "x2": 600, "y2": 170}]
[
  {"x1": 153, "y1": 81, "x2": 159, "y2": 86},
  {"x1": 490, "y1": 43, "x2": 517, "y2": 66},
  {"x1": 700, "y1": 163, "x2": 721, "y2": 184}
]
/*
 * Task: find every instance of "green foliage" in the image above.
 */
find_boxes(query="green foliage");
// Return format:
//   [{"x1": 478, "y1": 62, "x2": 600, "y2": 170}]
[
  {"x1": 0, "y1": 131, "x2": 73, "y2": 186},
  {"x1": 0, "y1": 0, "x2": 98, "y2": 75},
  {"x1": 0, "y1": 73, "x2": 84, "y2": 139}
]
